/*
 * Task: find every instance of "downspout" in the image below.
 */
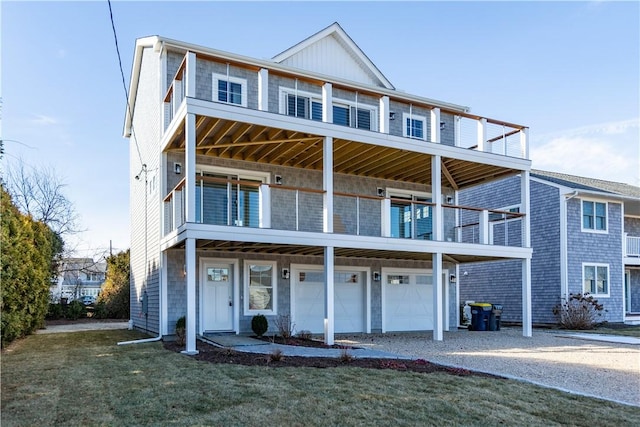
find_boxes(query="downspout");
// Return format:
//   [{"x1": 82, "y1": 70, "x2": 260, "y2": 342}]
[{"x1": 117, "y1": 272, "x2": 163, "y2": 345}]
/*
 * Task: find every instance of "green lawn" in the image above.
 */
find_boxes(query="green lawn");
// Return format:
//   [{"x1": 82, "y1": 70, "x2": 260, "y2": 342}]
[{"x1": 2, "y1": 330, "x2": 639, "y2": 426}]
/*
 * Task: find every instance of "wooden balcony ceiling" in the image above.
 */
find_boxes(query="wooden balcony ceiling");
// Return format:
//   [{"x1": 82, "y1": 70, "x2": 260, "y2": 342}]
[
  {"x1": 166, "y1": 116, "x2": 518, "y2": 189},
  {"x1": 187, "y1": 239, "x2": 506, "y2": 264}
]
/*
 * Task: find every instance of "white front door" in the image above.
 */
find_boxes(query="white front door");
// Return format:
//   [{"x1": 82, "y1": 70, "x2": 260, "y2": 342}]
[{"x1": 203, "y1": 264, "x2": 233, "y2": 331}]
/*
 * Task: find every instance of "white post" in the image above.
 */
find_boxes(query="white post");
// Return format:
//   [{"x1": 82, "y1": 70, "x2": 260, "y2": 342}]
[
  {"x1": 430, "y1": 107, "x2": 441, "y2": 143},
  {"x1": 433, "y1": 252, "x2": 443, "y2": 341},
  {"x1": 381, "y1": 198, "x2": 391, "y2": 237},
  {"x1": 161, "y1": 251, "x2": 168, "y2": 335},
  {"x1": 380, "y1": 95, "x2": 390, "y2": 134},
  {"x1": 322, "y1": 83, "x2": 333, "y2": 124},
  {"x1": 323, "y1": 136, "x2": 334, "y2": 233},
  {"x1": 258, "y1": 68, "x2": 269, "y2": 111},
  {"x1": 183, "y1": 238, "x2": 199, "y2": 354},
  {"x1": 324, "y1": 246, "x2": 335, "y2": 345},
  {"x1": 479, "y1": 210, "x2": 489, "y2": 244},
  {"x1": 521, "y1": 171, "x2": 532, "y2": 337},
  {"x1": 185, "y1": 51, "x2": 196, "y2": 98},
  {"x1": 520, "y1": 128, "x2": 529, "y2": 159},
  {"x1": 477, "y1": 118, "x2": 487, "y2": 152},
  {"x1": 454, "y1": 115, "x2": 461, "y2": 147},
  {"x1": 259, "y1": 184, "x2": 271, "y2": 228},
  {"x1": 185, "y1": 113, "x2": 196, "y2": 223},
  {"x1": 431, "y1": 155, "x2": 443, "y2": 241}
]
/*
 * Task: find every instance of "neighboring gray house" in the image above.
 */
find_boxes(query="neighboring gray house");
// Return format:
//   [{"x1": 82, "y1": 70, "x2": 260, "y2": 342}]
[
  {"x1": 458, "y1": 170, "x2": 640, "y2": 325},
  {"x1": 50, "y1": 257, "x2": 106, "y2": 303},
  {"x1": 123, "y1": 23, "x2": 534, "y2": 353}
]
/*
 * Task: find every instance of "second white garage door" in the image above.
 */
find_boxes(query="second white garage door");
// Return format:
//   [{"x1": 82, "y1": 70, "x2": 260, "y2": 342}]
[
  {"x1": 383, "y1": 270, "x2": 433, "y2": 332},
  {"x1": 292, "y1": 268, "x2": 366, "y2": 334}
]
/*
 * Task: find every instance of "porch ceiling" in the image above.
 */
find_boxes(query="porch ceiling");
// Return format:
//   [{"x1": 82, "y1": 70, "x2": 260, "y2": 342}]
[
  {"x1": 173, "y1": 239, "x2": 505, "y2": 264},
  {"x1": 166, "y1": 115, "x2": 519, "y2": 189}
]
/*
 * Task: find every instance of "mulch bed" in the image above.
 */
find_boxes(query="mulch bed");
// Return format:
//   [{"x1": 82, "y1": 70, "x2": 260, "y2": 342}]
[{"x1": 162, "y1": 340, "x2": 498, "y2": 377}]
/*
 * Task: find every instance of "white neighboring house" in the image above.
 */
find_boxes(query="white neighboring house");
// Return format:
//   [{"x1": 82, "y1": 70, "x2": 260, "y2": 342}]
[{"x1": 51, "y1": 258, "x2": 106, "y2": 303}]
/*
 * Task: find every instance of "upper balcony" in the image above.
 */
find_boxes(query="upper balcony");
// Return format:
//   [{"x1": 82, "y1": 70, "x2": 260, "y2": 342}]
[
  {"x1": 161, "y1": 50, "x2": 529, "y2": 162},
  {"x1": 626, "y1": 234, "x2": 640, "y2": 259},
  {"x1": 163, "y1": 175, "x2": 526, "y2": 250}
]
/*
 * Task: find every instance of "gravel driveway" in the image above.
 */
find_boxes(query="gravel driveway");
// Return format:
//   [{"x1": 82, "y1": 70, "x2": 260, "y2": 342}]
[{"x1": 337, "y1": 328, "x2": 640, "y2": 407}]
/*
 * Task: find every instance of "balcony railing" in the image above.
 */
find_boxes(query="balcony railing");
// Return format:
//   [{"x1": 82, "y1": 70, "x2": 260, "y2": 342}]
[
  {"x1": 163, "y1": 178, "x2": 526, "y2": 248},
  {"x1": 162, "y1": 52, "x2": 529, "y2": 160},
  {"x1": 626, "y1": 234, "x2": 640, "y2": 257}
]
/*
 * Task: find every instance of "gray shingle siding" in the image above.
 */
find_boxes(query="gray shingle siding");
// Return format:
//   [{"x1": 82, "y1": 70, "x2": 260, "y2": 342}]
[
  {"x1": 130, "y1": 47, "x2": 162, "y2": 334},
  {"x1": 567, "y1": 199, "x2": 624, "y2": 322},
  {"x1": 625, "y1": 217, "x2": 640, "y2": 236}
]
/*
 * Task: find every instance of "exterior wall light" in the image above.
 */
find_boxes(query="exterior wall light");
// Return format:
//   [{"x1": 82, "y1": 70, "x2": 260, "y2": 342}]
[{"x1": 174, "y1": 162, "x2": 182, "y2": 174}]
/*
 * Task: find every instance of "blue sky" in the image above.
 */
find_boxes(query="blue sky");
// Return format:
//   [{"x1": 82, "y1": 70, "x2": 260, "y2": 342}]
[{"x1": 2, "y1": 1, "x2": 639, "y2": 256}]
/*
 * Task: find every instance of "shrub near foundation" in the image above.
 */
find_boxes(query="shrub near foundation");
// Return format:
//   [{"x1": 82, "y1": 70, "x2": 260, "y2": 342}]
[
  {"x1": 251, "y1": 314, "x2": 268, "y2": 337},
  {"x1": 552, "y1": 293, "x2": 607, "y2": 330}
]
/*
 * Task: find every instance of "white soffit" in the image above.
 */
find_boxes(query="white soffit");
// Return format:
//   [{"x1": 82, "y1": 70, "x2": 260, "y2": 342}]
[{"x1": 272, "y1": 22, "x2": 394, "y2": 90}]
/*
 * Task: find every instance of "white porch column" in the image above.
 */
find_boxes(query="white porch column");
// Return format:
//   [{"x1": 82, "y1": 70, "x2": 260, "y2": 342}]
[
  {"x1": 381, "y1": 198, "x2": 391, "y2": 237},
  {"x1": 185, "y1": 52, "x2": 196, "y2": 98},
  {"x1": 161, "y1": 251, "x2": 168, "y2": 335},
  {"x1": 185, "y1": 113, "x2": 196, "y2": 223},
  {"x1": 430, "y1": 107, "x2": 441, "y2": 143},
  {"x1": 454, "y1": 115, "x2": 461, "y2": 147},
  {"x1": 433, "y1": 252, "x2": 444, "y2": 341},
  {"x1": 183, "y1": 238, "x2": 199, "y2": 354},
  {"x1": 479, "y1": 210, "x2": 490, "y2": 244},
  {"x1": 521, "y1": 171, "x2": 532, "y2": 337},
  {"x1": 258, "y1": 68, "x2": 269, "y2": 111},
  {"x1": 477, "y1": 118, "x2": 487, "y2": 152},
  {"x1": 431, "y1": 155, "x2": 443, "y2": 241},
  {"x1": 322, "y1": 83, "x2": 333, "y2": 123},
  {"x1": 520, "y1": 127, "x2": 529, "y2": 159},
  {"x1": 324, "y1": 246, "x2": 335, "y2": 345},
  {"x1": 380, "y1": 95, "x2": 390, "y2": 134},
  {"x1": 323, "y1": 136, "x2": 334, "y2": 233},
  {"x1": 259, "y1": 184, "x2": 271, "y2": 228}
]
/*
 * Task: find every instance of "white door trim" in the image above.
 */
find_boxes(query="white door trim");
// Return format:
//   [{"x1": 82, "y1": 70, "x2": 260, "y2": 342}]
[
  {"x1": 290, "y1": 263, "x2": 371, "y2": 334},
  {"x1": 199, "y1": 257, "x2": 239, "y2": 335}
]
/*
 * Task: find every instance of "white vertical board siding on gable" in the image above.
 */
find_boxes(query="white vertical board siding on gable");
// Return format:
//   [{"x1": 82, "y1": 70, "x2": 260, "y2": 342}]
[
  {"x1": 280, "y1": 35, "x2": 381, "y2": 87},
  {"x1": 130, "y1": 47, "x2": 163, "y2": 333}
]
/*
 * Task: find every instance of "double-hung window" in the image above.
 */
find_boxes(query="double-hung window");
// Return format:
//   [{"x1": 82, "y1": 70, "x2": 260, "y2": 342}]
[
  {"x1": 213, "y1": 73, "x2": 247, "y2": 107},
  {"x1": 582, "y1": 200, "x2": 607, "y2": 232},
  {"x1": 333, "y1": 102, "x2": 376, "y2": 130},
  {"x1": 245, "y1": 261, "x2": 277, "y2": 315},
  {"x1": 402, "y1": 113, "x2": 426, "y2": 140},
  {"x1": 583, "y1": 263, "x2": 609, "y2": 296}
]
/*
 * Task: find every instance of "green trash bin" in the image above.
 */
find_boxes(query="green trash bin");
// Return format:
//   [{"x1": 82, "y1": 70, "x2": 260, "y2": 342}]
[
  {"x1": 469, "y1": 303, "x2": 492, "y2": 331},
  {"x1": 489, "y1": 304, "x2": 503, "y2": 331}
]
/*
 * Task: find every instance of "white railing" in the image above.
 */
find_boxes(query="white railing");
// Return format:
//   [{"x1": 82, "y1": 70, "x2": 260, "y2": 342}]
[
  {"x1": 162, "y1": 177, "x2": 526, "y2": 249},
  {"x1": 626, "y1": 234, "x2": 640, "y2": 257},
  {"x1": 161, "y1": 52, "x2": 530, "y2": 160}
]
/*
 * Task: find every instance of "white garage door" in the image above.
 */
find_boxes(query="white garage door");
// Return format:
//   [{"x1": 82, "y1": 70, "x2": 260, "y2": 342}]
[
  {"x1": 293, "y1": 269, "x2": 365, "y2": 334},
  {"x1": 384, "y1": 271, "x2": 433, "y2": 332}
]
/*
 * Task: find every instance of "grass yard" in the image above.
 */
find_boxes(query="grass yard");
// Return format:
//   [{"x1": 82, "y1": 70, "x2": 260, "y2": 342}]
[{"x1": 2, "y1": 330, "x2": 639, "y2": 426}]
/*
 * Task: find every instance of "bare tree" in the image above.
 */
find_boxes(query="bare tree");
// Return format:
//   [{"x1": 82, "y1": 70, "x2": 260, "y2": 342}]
[{"x1": 4, "y1": 159, "x2": 81, "y2": 238}]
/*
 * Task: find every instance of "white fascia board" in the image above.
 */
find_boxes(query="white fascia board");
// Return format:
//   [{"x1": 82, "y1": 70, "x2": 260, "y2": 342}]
[
  {"x1": 124, "y1": 36, "x2": 160, "y2": 137},
  {"x1": 184, "y1": 98, "x2": 530, "y2": 171},
  {"x1": 531, "y1": 177, "x2": 640, "y2": 203},
  {"x1": 174, "y1": 223, "x2": 532, "y2": 260},
  {"x1": 156, "y1": 37, "x2": 470, "y2": 115}
]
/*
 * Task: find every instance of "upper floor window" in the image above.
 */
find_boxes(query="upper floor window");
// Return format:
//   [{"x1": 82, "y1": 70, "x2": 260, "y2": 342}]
[
  {"x1": 582, "y1": 200, "x2": 607, "y2": 232},
  {"x1": 583, "y1": 263, "x2": 608, "y2": 296},
  {"x1": 288, "y1": 94, "x2": 322, "y2": 121},
  {"x1": 333, "y1": 102, "x2": 377, "y2": 131},
  {"x1": 402, "y1": 113, "x2": 426, "y2": 140},
  {"x1": 213, "y1": 73, "x2": 247, "y2": 107}
]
